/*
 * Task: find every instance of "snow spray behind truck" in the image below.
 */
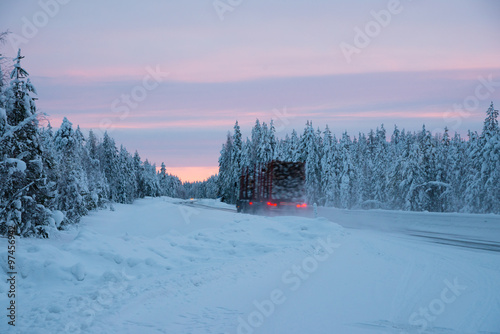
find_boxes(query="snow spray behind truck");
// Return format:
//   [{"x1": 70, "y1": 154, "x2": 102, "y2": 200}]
[{"x1": 236, "y1": 160, "x2": 309, "y2": 214}]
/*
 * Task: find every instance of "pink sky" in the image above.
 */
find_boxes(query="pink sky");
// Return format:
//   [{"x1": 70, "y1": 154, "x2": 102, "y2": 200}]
[{"x1": 1, "y1": 0, "x2": 499, "y2": 181}]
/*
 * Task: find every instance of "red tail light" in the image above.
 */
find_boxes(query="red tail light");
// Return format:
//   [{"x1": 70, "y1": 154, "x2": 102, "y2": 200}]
[
  {"x1": 296, "y1": 203, "x2": 307, "y2": 208},
  {"x1": 267, "y1": 202, "x2": 277, "y2": 207},
  {"x1": 249, "y1": 202, "x2": 253, "y2": 205}
]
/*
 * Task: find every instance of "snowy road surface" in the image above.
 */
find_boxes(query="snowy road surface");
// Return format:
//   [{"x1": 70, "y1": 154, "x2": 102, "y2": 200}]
[
  {"x1": 1, "y1": 197, "x2": 499, "y2": 334},
  {"x1": 318, "y1": 207, "x2": 500, "y2": 253}
]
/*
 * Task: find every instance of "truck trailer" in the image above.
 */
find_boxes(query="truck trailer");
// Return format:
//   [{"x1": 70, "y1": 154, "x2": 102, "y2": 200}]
[{"x1": 236, "y1": 160, "x2": 309, "y2": 214}]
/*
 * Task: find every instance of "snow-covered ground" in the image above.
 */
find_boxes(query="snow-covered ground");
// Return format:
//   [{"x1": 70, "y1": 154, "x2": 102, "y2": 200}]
[{"x1": 1, "y1": 197, "x2": 499, "y2": 334}]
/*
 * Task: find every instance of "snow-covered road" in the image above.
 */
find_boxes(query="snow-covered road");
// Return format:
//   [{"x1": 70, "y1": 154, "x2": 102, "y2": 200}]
[
  {"x1": 318, "y1": 207, "x2": 500, "y2": 253},
  {"x1": 1, "y1": 197, "x2": 499, "y2": 334}
]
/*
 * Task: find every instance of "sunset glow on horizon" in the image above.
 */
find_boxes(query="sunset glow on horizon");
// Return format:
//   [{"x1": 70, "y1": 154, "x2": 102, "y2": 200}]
[{"x1": 1, "y1": 0, "x2": 499, "y2": 182}]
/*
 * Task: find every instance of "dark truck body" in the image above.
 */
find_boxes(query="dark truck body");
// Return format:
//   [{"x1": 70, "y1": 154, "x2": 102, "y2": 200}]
[{"x1": 236, "y1": 160, "x2": 309, "y2": 214}]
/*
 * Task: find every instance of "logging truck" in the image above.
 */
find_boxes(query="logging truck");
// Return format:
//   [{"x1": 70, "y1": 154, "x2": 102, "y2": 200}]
[{"x1": 236, "y1": 161, "x2": 309, "y2": 214}]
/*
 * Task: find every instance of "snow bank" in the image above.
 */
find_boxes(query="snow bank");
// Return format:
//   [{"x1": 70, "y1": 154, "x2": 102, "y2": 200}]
[{"x1": 0, "y1": 197, "x2": 498, "y2": 333}]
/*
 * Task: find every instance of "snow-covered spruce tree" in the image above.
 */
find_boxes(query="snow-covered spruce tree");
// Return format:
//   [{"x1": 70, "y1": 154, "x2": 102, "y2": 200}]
[
  {"x1": 464, "y1": 130, "x2": 482, "y2": 212},
  {"x1": 240, "y1": 138, "x2": 253, "y2": 170},
  {"x1": 53, "y1": 117, "x2": 89, "y2": 225},
  {"x1": 414, "y1": 126, "x2": 432, "y2": 210},
  {"x1": 387, "y1": 126, "x2": 406, "y2": 209},
  {"x1": 447, "y1": 132, "x2": 466, "y2": 211},
  {"x1": 396, "y1": 133, "x2": 420, "y2": 211},
  {"x1": 84, "y1": 129, "x2": 109, "y2": 209},
  {"x1": 99, "y1": 131, "x2": 121, "y2": 202},
  {"x1": 116, "y1": 145, "x2": 137, "y2": 203},
  {"x1": 434, "y1": 127, "x2": 453, "y2": 212},
  {"x1": 231, "y1": 121, "x2": 243, "y2": 202},
  {"x1": 321, "y1": 125, "x2": 336, "y2": 206},
  {"x1": 256, "y1": 121, "x2": 269, "y2": 163},
  {"x1": 355, "y1": 131, "x2": 371, "y2": 206},
  {"x1": 158, "y1": 162, "x2": 174, "y2": 197},
  {"x1": 269, "y1": 120, "x2": 278, "y2": 160},
  {"x1": 297, "y1": 121, "x2": 310, "y2": 163},
  {"x1": 217, "y1": 132, "x2": 235, "y2": 203},
  {"x1": 419, "y1": 127, "x2": 449, "y2": 212},
  {"x1": 275, "y1": 133, "x2": 289, "y2": 161},
  {"x1": 329, "y1": 133, "x2": 342, "y2": 207},
  {"x1": 338, "y1": 131, "x2": 357, "y2": 209},
  {"x1": 142, "y1": 159, "x2": 160, "y2": 197},
  {"x1": 170, "y1": 174, "x2": 182, "y2": 198},
  {"x1": 257, "y1": 121, "x2": 276, "y2": 163},
  {"x1": 133, "y1": 150, "x2": 147, "y2": 198},
  {"x1": 300, "y1": 121, "x2": 322, "y2": 204},
  {"x1": 476, "y1": 102, "x2": 500, "y2": 213},
  {"x1": 250, "y1": 119, "x2": 262, "y2": 165},
  {"x1": 204, "y1": 174, "x2": 219, "y2": 198},
  {"x1": 0, "y1": 50, "x2": 55, "y2": 237},
  {"x1": 158, "y1": 162, "x2": 167, "y2": 194},
  {"x1": 289, "y1": 129, "x2": 301, "y2": 162},
  {"x1": 372, "y1": 125, "x2": 389, "y2": 206}
]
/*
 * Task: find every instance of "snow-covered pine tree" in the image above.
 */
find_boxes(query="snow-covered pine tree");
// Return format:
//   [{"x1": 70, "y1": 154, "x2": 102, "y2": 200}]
[
  {"x1": 205, "y1": 174, "x2": 218, "y2": 198},
  {"x1": 99, "y1": 131, "x2": 120, "y2": 202},
  {"x1": 84, "y1": 130, "x2": 109, "y2": 209},
  {"x1": 338, "y1": 131, "x2": 356, "y2": 209},
  {"x1": 297, "y1": 121, "x2": 310, "y2": 163},
  {"x1": 301, "y1": 121, "x2": 322, "y2": 204},
  {"x1": 116, "y1": 145, "x2": 137, "y2": 203},
  {"x1": 257, "y1": 121, "x2": 271, "y2": 163},
  {"x1": 250, "y1": 119, "x2": 262, "y2": 165},
  {"x1": 387, "y1": 126, "x2": 408, "y2": 209},
  {"x1": 435, "y1": 127, "x2": 453, "y2": 211},
  {"x1": 354, "y1": 132, "x2": 371, "y2": 207},
  {"x1": 372, "y1": 125, "x2": 389, "y2": 206},
  {"x1": 483, "y1": 102, "x2": 499, "y2": 136},
  {"x1": 477, "y1": 102, "x2": 500, "y2": 213},
  {"x1": 275, "y1": 134, "x2": 290, "y2": 161},
  {"x1": 289, "y1": 129, "x2": 300, "y2": 162},
  {"x1": 0, "y1": 49, "x2": 55, "y2": 237},
  {"x1": 53, "y1": 117, "x2": 89, "y2": 225},
  {"x1": 217, "y1": 132, "x2": 235, "y2": 203},
  {"x1": 256, "y1": 120, "x2": 277, "y2": 163},
  {"x1": 158, "y1": 162, "x2": 170, "y2": 196},
  {"x1": 446, "y1": 132, "x2": 466, "y2": 211},
  {"x1": 169, "y1": 174, "x2": 182, "y2": 198},
  {"x1": 231, "y1": 121, "x2": 243, "y2": 202},
  {"x1": 240, "y1": 138, "x2": 252, "y2": 170},
  {"x1": 417, "y1": 125, "x2": 448, "y2": 212},
  {"x1": 464, "y1": 130, "x2": 482, "y2": 212},
  {"x1": 329, "y1": 133, "x2": 342, "y2": 207},
  {"x1": 142, "y1": 159, "x2": 160, "y2": 197},
  {"x1": 133, "y1": 150, "x2": 147, "y2": 198},
  {"x1": 320, "y1": 125, "x2": 336, "y2": 206},
  {"x1": 269, "y1": 119, "x2": 277, "y2": 160}
]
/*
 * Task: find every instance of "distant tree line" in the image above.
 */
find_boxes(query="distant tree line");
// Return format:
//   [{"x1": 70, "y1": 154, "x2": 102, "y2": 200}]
[
  {"x1": 0, "y1": 49, "x2": 186, "y2": 237},
  {"x1": 217, "y1": 106, "x2": 500, "y2": 214},
  {"x1": 183, "y1": 175, "x2": 218, "y2": 199}
]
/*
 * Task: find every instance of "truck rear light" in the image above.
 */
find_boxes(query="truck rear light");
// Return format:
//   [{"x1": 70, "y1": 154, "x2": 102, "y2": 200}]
[{"x1": 296, "y1": 203, "x2": 307, "y2": 208}]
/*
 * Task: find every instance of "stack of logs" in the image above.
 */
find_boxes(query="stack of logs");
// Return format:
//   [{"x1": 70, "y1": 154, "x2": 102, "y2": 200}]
[{"x1": 270, "y1": 161, "x2": 306, "y2": 202}]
